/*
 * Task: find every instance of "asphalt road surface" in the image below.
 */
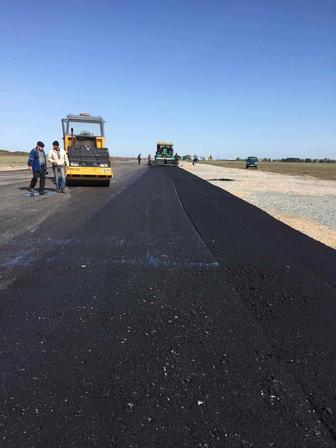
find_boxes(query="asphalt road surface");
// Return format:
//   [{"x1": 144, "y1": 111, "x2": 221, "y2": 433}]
[{"x1": 0, "y1": 163, "x2": 336, "y2": 447}]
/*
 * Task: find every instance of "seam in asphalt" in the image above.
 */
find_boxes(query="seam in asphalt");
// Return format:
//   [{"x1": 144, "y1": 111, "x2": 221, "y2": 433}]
[
  {"x1": 171, "y1": 170, "x2": 336, "y2": 445},
  {"x1": 172, "y1": 180, "x2": 220, "y2": 268},
  {"x1": 185, "y1": 170, "x2": 336, "y2": 288}
]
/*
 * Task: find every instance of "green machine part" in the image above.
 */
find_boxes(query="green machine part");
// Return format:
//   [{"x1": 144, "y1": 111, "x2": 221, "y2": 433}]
[{"x1": 162, "y1": 146, "x2": 173, "y2": 157}]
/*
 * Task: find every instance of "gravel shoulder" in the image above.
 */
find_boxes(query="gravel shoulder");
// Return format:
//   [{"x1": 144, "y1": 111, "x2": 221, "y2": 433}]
[
  {"x1": 180, "y1": 162, "x2": 336, "y2": 249},
  {"x1": 0, "y1": 164, "x2": 26, "y2": 171}
]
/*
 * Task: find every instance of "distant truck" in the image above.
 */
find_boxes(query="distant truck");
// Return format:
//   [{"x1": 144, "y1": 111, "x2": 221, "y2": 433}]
[
  {"x1": 154, "y1": 142, "x2": 178, "y2": 166},
  {"x1": 246, "y1": 156, "x2": 258, "y2": 169}
]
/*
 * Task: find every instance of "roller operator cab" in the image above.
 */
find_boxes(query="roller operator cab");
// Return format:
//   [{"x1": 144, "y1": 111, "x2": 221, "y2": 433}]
[{"x1": 62, "y1": 113, "x2": 113, "y2": 186}]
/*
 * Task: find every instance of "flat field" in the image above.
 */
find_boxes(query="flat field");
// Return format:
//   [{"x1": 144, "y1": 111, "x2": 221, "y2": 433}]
[
  {"x1": 0, "y1": 154, "x2": 135, "y2": 170},
  {"x1": 0, "y1": 154, "x2": 28, "y2": 169},
  {"x1": 201, "y1": 160, "x2": 336, "y2": 181}
]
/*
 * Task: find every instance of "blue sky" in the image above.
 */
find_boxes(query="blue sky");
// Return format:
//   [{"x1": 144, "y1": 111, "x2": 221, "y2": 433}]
[{"x1": 0, "y1": 0, "x2": 335, "y2": 158}]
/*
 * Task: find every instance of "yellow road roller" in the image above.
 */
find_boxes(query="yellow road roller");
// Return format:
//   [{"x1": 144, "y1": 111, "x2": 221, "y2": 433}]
[{"x1": 62, "y1": 113, "x2": 113, "y2": 186}]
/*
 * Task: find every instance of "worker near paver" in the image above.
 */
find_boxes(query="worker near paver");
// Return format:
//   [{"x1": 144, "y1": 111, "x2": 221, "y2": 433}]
[
  {"x1": 138, "y1": 153, "x2": 141, "y2": 165},
  {"x1": 28, "y1": 141, "x2": 48, "y2": 195},
  {"x1": 48, "y1": 144, "x2": 57, "y2": 184},
  {"x1": 147, "y1": 154, "x2": 151, "y2": 166},
  {"x1": 48, "y1": 141, "x2": 69, "y2": 193},
  {"x1": 50, "y1": 154, "x2": 56, "y2": 184}
]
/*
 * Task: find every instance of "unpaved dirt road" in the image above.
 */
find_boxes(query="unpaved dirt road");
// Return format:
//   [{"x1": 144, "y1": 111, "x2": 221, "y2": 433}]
[{"x1": 0, "y1": 163, "x2": 336, "y2": 447}]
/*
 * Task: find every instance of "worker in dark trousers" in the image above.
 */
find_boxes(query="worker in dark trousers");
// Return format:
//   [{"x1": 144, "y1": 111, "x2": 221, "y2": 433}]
[
  {"x1": 138, "y1": 153, "x2": 141, "y2": 165},
  {"x1": 28, "y1": 141, "x2": 47, "y2": 195},
  {"x1": 147, "y1": 154, "x2": 151, "y2": 165}
]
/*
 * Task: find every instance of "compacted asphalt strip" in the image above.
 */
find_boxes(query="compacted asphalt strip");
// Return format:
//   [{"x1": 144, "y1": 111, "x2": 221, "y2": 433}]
[{"x1": 0, "y1": 166, "x2": 335, "y2": 447}]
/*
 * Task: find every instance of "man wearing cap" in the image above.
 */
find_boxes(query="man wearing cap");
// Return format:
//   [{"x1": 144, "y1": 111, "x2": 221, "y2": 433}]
[
  {"x1": 48, "y1": 141, "x2": 69, "y2": 193},
  {"x1": 28, "y1": 141, "x2": 48, "y2": 195}
]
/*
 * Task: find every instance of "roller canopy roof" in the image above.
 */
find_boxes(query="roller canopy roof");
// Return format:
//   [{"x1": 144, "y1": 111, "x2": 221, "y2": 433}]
[{"x1": 65, "y1": 114, "x2": 105, "y2": 123}]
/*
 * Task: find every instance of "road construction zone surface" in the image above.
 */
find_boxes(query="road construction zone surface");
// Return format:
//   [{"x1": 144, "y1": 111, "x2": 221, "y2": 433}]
[
  {"x1": 181, "y1": 161, "x2": 336, "y2": 249},
  {"x1": 0, "y1": 161, "x2": 336, "y2": 447}
]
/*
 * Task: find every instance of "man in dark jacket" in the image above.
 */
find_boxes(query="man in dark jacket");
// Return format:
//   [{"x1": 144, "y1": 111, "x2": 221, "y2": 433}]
[{"x1": 28, "y1": 141, "x2": 47, "y2": 195}]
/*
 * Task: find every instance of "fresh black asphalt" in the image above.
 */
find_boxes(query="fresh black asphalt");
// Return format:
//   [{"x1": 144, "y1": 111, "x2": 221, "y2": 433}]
[{"x1": 0, "y1": 165, "x2": 336, "y2": 447}]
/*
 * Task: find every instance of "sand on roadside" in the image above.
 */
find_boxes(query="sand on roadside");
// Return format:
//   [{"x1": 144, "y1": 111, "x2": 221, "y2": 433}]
[
  {"x1": 0, "y1": 165, "x2": 27, "y2": 171},
  {"x1": 180, "y1": 162, "x2": 336, "y2": 249}
]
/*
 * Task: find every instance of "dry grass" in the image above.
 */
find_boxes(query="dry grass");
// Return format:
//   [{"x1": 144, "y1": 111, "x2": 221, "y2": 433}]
[
  {"x1": 201, "y1": 160, "x2": 336, "y2": 181},
  {"x1": 0, "y1": 154, "x2": 134, "y2": 168},
  {"x1": 0, "y1": 154, "x2": 28, "y2": 167}
]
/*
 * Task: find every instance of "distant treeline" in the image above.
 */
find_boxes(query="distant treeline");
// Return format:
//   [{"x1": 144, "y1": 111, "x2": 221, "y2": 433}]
[
  {"x1": 234, "y1": 157, "x2": 336, "y2": 163},
  {"x1": 271, "y1": 158, "x2": 335, "y2": 163},
  {"x1": 0, "y1": 149, "x2": 29, "y2": 156}
]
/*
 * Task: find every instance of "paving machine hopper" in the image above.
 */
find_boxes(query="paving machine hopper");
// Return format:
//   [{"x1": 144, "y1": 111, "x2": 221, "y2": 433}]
[
  {"x1": 154, "y1": 142, "x2": 178, "y2": 166},
  {"x1": 62, "y1": 113, "x2": 113, "y2": 186}
]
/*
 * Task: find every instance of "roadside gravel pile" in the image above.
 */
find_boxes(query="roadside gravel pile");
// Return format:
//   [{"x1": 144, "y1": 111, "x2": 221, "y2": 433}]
[{"x1": 181, "y1": 162, "x2": 336, "y2": 249}]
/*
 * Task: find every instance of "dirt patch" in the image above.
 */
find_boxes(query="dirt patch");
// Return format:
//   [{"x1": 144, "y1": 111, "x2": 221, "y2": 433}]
[{"x1": 207, "y1": 178, "x2": 234, "y2": 182}]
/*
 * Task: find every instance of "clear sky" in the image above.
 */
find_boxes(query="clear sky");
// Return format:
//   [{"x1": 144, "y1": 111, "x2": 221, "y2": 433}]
[{"x1": 0, "y1": 0, "x2": 335, "y2": 158}]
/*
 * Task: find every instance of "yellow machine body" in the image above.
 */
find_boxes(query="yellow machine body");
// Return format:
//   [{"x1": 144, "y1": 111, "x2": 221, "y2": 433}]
[{"x1": 62, "y1": 113, "x2": 113, "y2": 186}]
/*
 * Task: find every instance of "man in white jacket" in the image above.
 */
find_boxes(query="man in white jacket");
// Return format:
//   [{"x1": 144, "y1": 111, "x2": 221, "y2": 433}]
[{"x1": 48, "y1": 141, "x2": 69, "y2": 193}]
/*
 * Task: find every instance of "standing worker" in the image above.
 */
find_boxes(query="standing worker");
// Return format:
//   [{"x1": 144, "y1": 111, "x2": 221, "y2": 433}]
[
  {"x1": 48, "y1": 141, "x2": 69, "y2": 193},
  {"x1": 50, "y1": 150, "x2": 57, "y2": 184},
  {"x1": 28, "y1": 141, "x2": 48, "y2": 195},
  {"x1": 138, "y1": 153, "x2": 141, "y2": 165},
  {"x1": 147, "y1": 154, "x2": 151, "y2": 166}
]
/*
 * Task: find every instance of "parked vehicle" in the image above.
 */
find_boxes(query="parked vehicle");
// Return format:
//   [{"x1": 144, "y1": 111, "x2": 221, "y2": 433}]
[{"x1": 246, "y1": 156, "x2": 258, "y2": 169}]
